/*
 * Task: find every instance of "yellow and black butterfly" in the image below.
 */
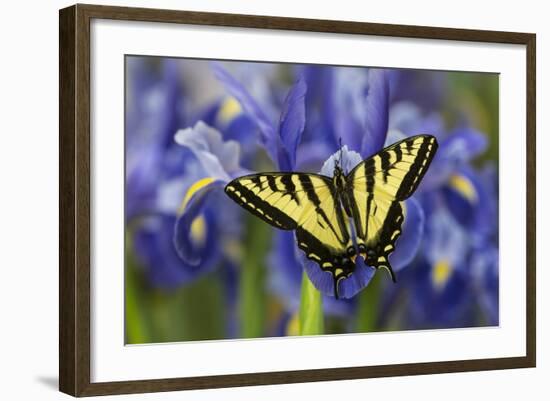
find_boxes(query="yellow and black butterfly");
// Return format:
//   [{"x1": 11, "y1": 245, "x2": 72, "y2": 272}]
[{"x1": 224, "y1": 134, "x2": 438, "y2": 298}]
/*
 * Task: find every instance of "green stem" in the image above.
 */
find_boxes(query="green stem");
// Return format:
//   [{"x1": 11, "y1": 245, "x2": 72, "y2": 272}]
[
  {"x1": 298, "y1": 271, "x2": 324, "y2": 335},
  {"x1": 355, "y1": 272, "x2": 382, "y2": 332}
]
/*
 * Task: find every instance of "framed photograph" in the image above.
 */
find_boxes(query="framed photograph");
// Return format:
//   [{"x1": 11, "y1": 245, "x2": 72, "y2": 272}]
[{"x1": 59, "y1": 4, "x2": 536, "y2": 397}]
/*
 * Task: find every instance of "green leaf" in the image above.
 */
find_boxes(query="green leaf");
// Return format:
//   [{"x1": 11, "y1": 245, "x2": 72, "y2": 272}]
[
  {"x1": 173, "y1": 272, "x2": 225, "y2": 342},
  {"x1": 124, "y1": 232, "x2": 152, "y2": 344},
  {"x1": 125, "y1": 256, "x2": 150, "y2": 344},
  {"x1": 125, "y1": 230, "x2": 226, "y2": 344},
  {"x1": 298, "y1": 271, "x2": 324, "y2": 335}
]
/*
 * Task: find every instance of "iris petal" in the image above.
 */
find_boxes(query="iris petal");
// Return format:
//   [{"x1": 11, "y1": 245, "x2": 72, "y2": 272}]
[
  {"x1": 173, "y1": 180, "x2": 226, "y2": 266},
  {"x1": 301, "y1": 254, "x2": 376, "y2": 300},
  {"x1": 302, "y1": 257, "x2": 337, "y2": 297},
  {"x1": 319, "y1": 146, "x2": 362, "y2": 176},
  {"x1": 443, "y1": 127, "x2": 488, "y2": 161},
  {"x1": 268, "y1": 231, "x2": 303, "y2": 311},
  {"x1": 443, "y1": 166, "x2": 497, "y2": 242},
  {"x1": 361, "y1": 69, "x2": 390, "y2": 158},
  {"x1": 471, "y1": 246, "x2": 499, "y2": 325},
  {"x1": 133, "y1": 214, "x2": 218, "y2": 288},
  {"x1": 424, "y1": 206, "x2": 469, "y2": 270},
  {"x1": 277, "y1": 75, "x2": 307, "y2": 170},
  {"x1": 211, "y1": 62, "x2": 277, "y2": 161},
  {"x1": 423, "y1": 128, "x2": 489, "y2": 189},
  {"x1": 389, "y1": 197, "x2": 425, "y2": 272},
  {"x1": 337, "y1": 262, "x2": 376, "y2": 299},
  {"x1": 269, "y1": 232, "x2": 355, "y2": 314},
  {"x1": 174, "y1": 122, "x2": 241, "y2": 181}
]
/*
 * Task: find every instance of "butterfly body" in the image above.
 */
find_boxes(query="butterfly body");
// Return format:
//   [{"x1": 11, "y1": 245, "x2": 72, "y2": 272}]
[{"x1": 225, "y1": 135, "x2": 438, "y2": 298}]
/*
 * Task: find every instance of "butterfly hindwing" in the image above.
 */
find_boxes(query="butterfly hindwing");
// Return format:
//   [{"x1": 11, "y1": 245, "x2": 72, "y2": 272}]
[{"x1": 346, "y1": 135, "x2": 438, "y2": 278}]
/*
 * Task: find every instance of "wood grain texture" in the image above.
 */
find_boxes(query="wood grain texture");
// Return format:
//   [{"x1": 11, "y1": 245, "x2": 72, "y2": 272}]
[
  {"x1": 59, "y1": 4, "x2": 92, "y2": 396},
  {"x1": 58, "y1": 3, "x2": 537, "y2": 397},
  {"x1": 59, "y1": 5, "x2": 76, "y2": 396},
  {"x1": 78, "y1": 3, "x2": 533, "y2": 43}
]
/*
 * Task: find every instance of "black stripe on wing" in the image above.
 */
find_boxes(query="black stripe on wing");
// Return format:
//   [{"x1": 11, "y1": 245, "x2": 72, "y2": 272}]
[
  {"x1": 349, "y1": 134, "x2": 438, "y2": 201},
  {"x1": 224, "y1": 172, "x2": 335, "y2": 231},
  {"x1": 298, "y1": 175, "x2": 348, "y2": 244},
  {"x1": 364, "y1": 200, "x2": 404, "y2": 282},
  {"x1": 395, "y1": 136, "x2": 438, "y2": 199},
  {"x1": 225, "y1": 179, "x2": 297, "y2": 230},
  {"x1": 295, "y1": 226, "x2": 355, "y2": 299}
]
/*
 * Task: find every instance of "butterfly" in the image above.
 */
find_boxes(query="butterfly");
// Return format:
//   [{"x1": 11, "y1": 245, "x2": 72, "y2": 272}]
[{"x1": 224, "y1": 135, "x2": 438, "y2": 298}]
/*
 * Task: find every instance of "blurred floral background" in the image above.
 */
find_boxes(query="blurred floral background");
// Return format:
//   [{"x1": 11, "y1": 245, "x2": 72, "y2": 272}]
[{"x1": 125, "y1": 56, "x2": 499, "y2": 344}]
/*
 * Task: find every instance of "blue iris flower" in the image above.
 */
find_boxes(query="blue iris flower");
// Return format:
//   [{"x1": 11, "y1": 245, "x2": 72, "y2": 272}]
[
  {"x1": 383, "y1": 101, "x2": 499, "y2": 327},
  {"x1": 172, "y1": 121, "x2": 248, "y2": 268},
  {"x1": 126, "y1": 58, "x2": 247, "y2": 290}
]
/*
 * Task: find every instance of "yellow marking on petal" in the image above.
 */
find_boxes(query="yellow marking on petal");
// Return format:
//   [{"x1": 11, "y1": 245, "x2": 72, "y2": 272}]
[
  {"x1": 178, "y1": 177, "x2": 216, "y2": 215},
  {"x1": 449, "y1": 174, "x2": 478, "y2": 203},
  {"x1": 286, "y1": 312, "x2": 300, "y2": 336},
  {"x1": 432, "y1": 259, "x2": 452, "y2": 290},
  {"x1": 217, "y1": 97, "x2": 242, "y2": 125},
  {"x1": 190, "y1": 215, "x2": 207, "y2": 247}
]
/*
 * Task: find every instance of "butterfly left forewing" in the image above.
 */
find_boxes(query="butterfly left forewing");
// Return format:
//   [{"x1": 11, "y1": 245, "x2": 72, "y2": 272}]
[
  {"x1": 225, "y1": 173, "x2": 323, "y2": 230},
  {"x1": 225, "y1": 172, "x2": 355, "y2": 297}
]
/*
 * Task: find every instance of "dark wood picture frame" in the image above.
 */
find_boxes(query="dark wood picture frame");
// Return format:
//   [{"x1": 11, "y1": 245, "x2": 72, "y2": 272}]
[{"x1": 59, "y1": 3, "x2": 536, "y2": 397}]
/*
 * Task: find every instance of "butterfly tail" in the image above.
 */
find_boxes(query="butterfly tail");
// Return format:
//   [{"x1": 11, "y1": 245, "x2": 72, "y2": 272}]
[
  {"x1": 333, "y1": 277, "x2": 341, "y2": 300},
  {"x1": 383, "y1": 265, "x2": 397, "y2": 283},
  {"x1": 374, "y1": 257, "x2": 397, "y2": 283}
]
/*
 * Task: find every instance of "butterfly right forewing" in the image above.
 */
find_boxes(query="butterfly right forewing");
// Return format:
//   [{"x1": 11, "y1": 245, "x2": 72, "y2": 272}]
[{"x1": 346, "y1": 135, "x2": 438, "y2": 279}]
